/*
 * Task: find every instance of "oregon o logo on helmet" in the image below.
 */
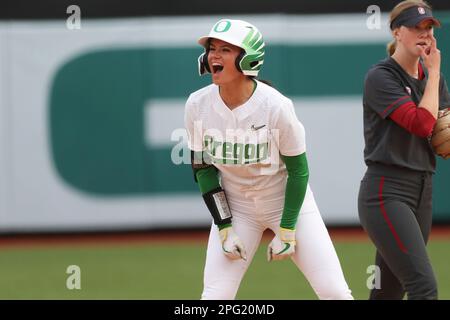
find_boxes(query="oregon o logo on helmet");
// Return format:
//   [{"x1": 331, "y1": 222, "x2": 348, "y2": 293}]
[{"x1": 213, "y1": 20, "x2": 231, "y2": 33}]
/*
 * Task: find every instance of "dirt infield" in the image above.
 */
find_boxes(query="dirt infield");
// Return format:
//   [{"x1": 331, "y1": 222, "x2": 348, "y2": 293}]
[{"x1": 1, "y1": 226, "x2": 449, "y2": 249}]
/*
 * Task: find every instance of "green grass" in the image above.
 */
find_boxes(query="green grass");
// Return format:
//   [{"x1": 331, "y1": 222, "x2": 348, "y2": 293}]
[{"x1": 0, "y1": 240, "x2": 449, "y2": 299}]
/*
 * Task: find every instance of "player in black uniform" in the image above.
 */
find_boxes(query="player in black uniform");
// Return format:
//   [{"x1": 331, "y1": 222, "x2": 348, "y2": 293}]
[{"x1": 358, "y1": 0, "x2": 450, "y2": 300}]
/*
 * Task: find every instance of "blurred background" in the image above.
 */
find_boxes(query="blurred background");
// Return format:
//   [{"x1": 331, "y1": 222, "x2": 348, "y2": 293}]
[{"x1": 0, "y1": 0, "x2": 449, "y2": 300}]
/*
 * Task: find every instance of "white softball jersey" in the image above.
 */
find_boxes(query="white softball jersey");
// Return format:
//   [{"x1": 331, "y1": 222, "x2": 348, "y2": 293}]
[{"x1": 185, "y1": 80, "x2": 306, "y2": 195}]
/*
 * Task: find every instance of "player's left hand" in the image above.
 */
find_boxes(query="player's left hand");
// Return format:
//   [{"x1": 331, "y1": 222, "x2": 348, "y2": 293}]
[
  {"x1": 219, "y1": 226, "x2": 247, "y2": 261},
  {"x1": 267, "y1": 227, "x2": 296, "y2": 262}
]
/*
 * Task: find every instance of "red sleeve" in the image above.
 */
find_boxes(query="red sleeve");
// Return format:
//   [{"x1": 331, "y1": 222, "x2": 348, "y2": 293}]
[{"x1": 389, "y1": 103, "x2": 436, "y2": 138}]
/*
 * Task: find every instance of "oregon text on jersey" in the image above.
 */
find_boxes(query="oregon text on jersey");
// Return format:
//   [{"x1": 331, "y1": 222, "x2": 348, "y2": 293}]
[{"x1": 203, "y1": 132, "x2": 270, "y2": 165}]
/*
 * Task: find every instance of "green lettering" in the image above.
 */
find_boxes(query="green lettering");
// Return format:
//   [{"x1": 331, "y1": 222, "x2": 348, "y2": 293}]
[
  {"x1": 258, "y1": 143, "x2": 269, "y2": 161},
  {"x1": 223, "y1": 142, "x2": 233, "y2": 163},
  {"x1": 244, "y1": 144, "x2": 256, "y2": 161},
  {"x1": 212, "y1": 140, "x2": 222, "y2": 156},
  {"x1": 234, "y1": 143, "x2": 244, "y2": 164}
]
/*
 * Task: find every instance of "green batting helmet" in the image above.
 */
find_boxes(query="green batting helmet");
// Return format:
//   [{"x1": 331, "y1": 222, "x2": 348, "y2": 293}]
[{"x1": 198, "y1": 19, "x2": 265, "y2": 77}]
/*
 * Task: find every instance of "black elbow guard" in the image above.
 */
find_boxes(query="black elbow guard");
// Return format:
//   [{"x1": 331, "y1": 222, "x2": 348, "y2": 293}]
[{"x1": 202, "y1": 187, "x2": 232, "y2": 225}]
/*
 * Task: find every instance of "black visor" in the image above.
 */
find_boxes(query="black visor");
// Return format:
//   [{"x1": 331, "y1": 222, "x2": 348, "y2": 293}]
[{"x1": 390, "y1": 5, "x2": 441, "y2": 30}]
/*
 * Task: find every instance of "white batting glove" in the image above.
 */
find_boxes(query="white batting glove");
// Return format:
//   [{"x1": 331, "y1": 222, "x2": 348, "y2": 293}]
[
  {"x1": 267, "y1": 227, "x2": 296, "y2": 262},
  {"x1": 219, "y1": 226, "x2": 247, "y2": 261}
]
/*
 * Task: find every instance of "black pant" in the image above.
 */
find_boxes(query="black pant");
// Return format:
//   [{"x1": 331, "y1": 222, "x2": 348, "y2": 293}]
[{"x1": 358, "y1": 163, "x2": 437, "y2": 300}]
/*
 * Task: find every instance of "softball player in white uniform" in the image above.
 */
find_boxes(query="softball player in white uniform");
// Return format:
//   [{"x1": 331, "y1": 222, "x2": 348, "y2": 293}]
[{"x1": 185, "y1": 19, "x2": 353, "y2": 300}]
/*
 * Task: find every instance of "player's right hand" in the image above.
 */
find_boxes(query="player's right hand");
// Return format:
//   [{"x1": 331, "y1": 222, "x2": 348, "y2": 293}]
[{"x1": 219, "y1": 226, "x2": 247, "y2": 261}]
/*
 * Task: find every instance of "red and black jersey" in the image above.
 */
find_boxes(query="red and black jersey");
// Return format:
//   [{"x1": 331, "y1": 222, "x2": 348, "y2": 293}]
[{"x1": 362, "y1": 57, "x2": 450, "y2": 173}]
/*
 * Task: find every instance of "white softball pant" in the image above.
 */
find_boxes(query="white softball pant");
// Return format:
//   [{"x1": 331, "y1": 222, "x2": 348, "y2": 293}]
[{"x1": 201, "y1": 184, "x2": 353, "y2": 300}]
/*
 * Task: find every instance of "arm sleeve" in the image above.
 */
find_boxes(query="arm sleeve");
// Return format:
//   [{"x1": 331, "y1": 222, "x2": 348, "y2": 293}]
[
  {"x1": 274, "y1": 100, "x2": 306, "y2": 156},
  {"x1": 439, "y1": 76, "x2": 450, "y2": 110},
  {"x1": 389, "y1": 104, "x2": 436, "y2": 138},
  {"x1": 364, "y1": 67, "x2": 415, "y2": 119},
  {"x1": 195, "y1": 167, "x2": 220, "y2": 194},
  {"x1": 280, "y1": 153, "x2": 309, "y2": 230}
]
